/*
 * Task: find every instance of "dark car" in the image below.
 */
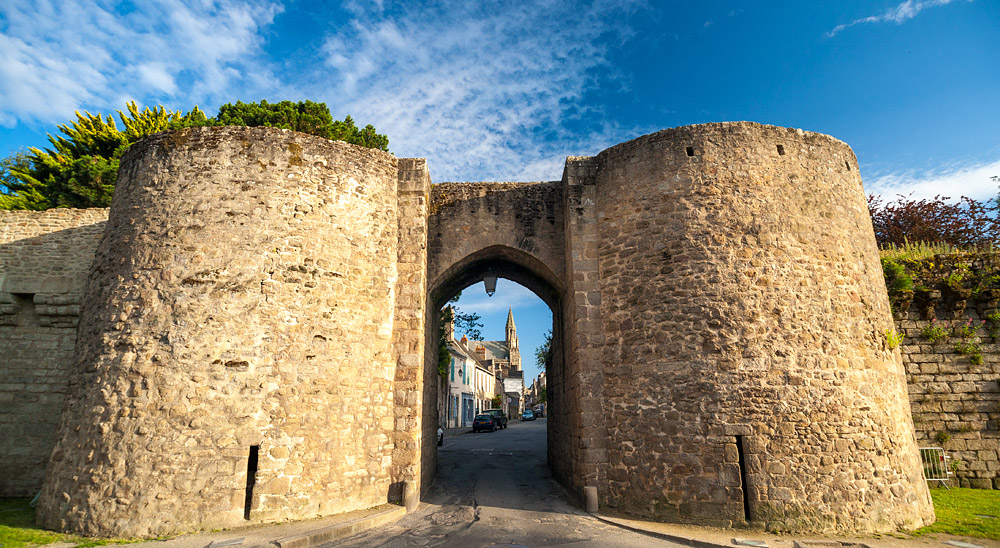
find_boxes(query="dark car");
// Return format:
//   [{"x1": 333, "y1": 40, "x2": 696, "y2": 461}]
[
  {"x1": 484, "y1": 409, "x2": 507, "y2": 429},
  {"x1": 473, "y1": 414, "x2": 498, "y2": 432},
  {"x1": 521, "y1": 409, "x2": 535, "y2": 421}
]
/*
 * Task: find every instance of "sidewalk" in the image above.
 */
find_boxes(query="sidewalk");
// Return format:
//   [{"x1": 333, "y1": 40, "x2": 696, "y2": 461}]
[
  {"x1": 96, "y1": 504, "x2": 406, "y2": 548},
  {"x1": 441, "y1": 424, "x2": 474, "y2": 440},
  {"x1": 592, "y1": 513, "x2": 1000, "y2": 548}
]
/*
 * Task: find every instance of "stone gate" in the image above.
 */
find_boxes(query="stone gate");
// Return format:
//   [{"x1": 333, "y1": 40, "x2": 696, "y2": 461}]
[{"x1": 1, "y1": 122, "x2": 934, "y2": 537}]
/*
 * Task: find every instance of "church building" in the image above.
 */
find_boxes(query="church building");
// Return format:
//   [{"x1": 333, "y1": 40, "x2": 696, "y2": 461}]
[{"x1": 468, "y1": 308, "x2": 524, "y2": 417}]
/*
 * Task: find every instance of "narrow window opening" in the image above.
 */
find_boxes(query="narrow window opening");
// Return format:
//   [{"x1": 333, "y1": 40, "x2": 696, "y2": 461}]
[
  {"x1": 776, "y1": 144, "x2": 785, "y2": 156},
  {"x1": 244, "y1": 445, "x2": 259, "y2": 520},
  {"x1": 736, "y1": 435, "x2": 751, "y2": 523},
  {"x1": 845, "y1": 161, "x2": 851, "y2": 171},
  {"x1": 11, "y1": 293, "x2": 38, "y2": 327},
  {"x1": 685, "y1": 146, "x2": 695, "y2": 157}
]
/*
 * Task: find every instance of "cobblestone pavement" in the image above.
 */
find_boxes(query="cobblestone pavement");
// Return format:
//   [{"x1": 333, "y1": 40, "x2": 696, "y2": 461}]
[{"x1": 322, "y1": 419, "x2": 685, "y2": 548}]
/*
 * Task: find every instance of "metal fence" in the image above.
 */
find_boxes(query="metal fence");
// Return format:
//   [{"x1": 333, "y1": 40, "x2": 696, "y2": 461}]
[{"x1": 919, "y1": 446, "x2": 953, "y2": 488}]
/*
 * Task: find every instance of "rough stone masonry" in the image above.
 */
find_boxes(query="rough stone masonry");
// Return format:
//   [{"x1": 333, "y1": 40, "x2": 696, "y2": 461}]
[{"x1": 0, "y1": 123, "x2": 934, "y2": 537}]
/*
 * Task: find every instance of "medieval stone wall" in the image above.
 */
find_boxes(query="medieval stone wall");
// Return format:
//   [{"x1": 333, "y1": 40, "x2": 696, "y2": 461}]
[
  {"x1": 35, "y1": 127, "x2": 406, "y2": 537},
  {"x1": 592, "y1": 122, "x2": 933, "y2": 533},
  {"x1": 891, "y1": 253, "x2": 1000, "y2": 488},
  {"x1": 0, "y1": 208, "x2": 108, "y2": 496},
  {"x1": 0, "y1": 121, "x2": 946, "y2": 538}
]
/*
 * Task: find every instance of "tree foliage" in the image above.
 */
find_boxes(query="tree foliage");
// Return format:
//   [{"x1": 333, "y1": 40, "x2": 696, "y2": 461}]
[
  {"x1": 535, "y1": 329, "x2": 552, "y2": 371},
  {"x1": 4, "y1": 103, "x2": 209, "y2": 209},
  {"x1": 868, "y1": 186, "x2": 1000, "y2": 248},
  {"x1": 438, "y1": 307, "x2": 454, "y2": 379},
  {"x1": 214, "y1": 100, "x2": 388, "y2": 151},
  {"x1": 453, "y1": 309, "x2": 483, "y2": 341},
  {"x1": 0, "y1": 152, "x2": 46, "y2": 210},
  {"x1": 1, "y1": 100, "x2": 388, "y2": 210},
  {"x1": 444, "y1": 292, "x2": 483, "y2": 340}
]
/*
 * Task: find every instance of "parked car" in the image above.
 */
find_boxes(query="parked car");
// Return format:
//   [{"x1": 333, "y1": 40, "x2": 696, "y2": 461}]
[
  {"x1": 483, "y1": 409, "x2": 508, "y2": 429},
  {"x1": 473, "y1": 413, "x2": 498, "y2": 432},
  {"x1": 521, "y1": 409, "x2": 535, "y2": 421}
]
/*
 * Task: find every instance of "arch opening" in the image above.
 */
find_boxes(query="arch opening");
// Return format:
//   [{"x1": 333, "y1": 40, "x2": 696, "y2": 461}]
[{"x1": 421, "y1": 245, "x2": 570, "y2": 501}]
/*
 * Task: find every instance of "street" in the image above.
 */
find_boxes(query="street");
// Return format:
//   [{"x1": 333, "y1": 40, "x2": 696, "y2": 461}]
[{"x1": 322, "y1": 418, "x2": 685, "y2": 548}]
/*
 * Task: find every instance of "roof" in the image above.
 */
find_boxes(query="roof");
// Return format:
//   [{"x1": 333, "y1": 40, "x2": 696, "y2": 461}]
[
  {"x1": 467, "y1": 339, "x2": 509, "y2": 361},
  {"x1": 448, "y1": 338, "x2": 488, "y2": 368}
]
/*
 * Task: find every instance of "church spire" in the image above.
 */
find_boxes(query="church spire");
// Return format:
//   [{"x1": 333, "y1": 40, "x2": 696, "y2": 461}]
[{"x1": 506, "y1": 308, "x2": 520, "y2": 369}]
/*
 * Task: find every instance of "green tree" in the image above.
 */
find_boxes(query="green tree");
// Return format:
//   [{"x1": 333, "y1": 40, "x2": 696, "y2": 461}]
[
  {"x1": 444, "y1": 292, "x2": 484, "y2": 340},
  {"x1": 5, "y1": 103, "x2": 209, "y2": 209},
  {"x1": 535, "y1": 329, "x2": 552, "y2": 371},
  {"x1": 214, "y1": 100, "x2": 389, "y2": 151},
  {"x1": 2, "y1": 100, "x2": 388, "y2": 210},
  {"x1": 0, "y1": 152, "x2": 47, "y2": 210}
]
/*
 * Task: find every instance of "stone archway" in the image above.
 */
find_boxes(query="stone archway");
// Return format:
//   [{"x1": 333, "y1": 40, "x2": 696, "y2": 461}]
[{"x1": 422, "y1": 244, "x2": 570, "y2": 490}]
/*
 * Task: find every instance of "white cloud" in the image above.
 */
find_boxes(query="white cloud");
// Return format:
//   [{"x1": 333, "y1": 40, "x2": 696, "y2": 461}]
[
  {"x1": 828, "y1": 0, "x2": 961, "y2": 37},
  {"x1": 138, "y1": 63, "x2": 177, "y2": 95},
  {"x1": 316, "y1": 0, "x2": 648, "y2": 182},
  {"x1": 0, "y1": 0, "x2": 283, "y2": 125},
  {"x1": 866, "y1": 159, "x2": 1000, "y2": 203}
]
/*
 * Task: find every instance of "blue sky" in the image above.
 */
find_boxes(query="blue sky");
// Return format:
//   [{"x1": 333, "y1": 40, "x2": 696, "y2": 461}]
[{"x1": 1, "y1": 0, "x2": 998, "y2": 384}]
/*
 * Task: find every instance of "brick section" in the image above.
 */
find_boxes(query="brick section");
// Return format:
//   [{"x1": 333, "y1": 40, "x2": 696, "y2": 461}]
[
  {"x1": 35, "y1": 127, "x2": 402, "y2": 537},
  {"x1": 0, "y1": 208, "x2": 108, "y2": 496},
  {"x1": 892, "y1": 254, "x2": 1000, "y2": 488}
]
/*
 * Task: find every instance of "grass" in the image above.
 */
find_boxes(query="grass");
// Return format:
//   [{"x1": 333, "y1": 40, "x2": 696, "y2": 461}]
[
  {"x1": 878, "y1": 241, "x2": 974, "y2": 262},
  {"x1": 0, "y1": 498, "x2": 135, "y2": 548},
  {"x1": 914, "y1": 486, "x2": 1000, "y2": 540}
]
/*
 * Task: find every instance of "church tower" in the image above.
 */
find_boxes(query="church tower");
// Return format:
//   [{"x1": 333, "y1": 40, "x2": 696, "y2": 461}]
[{"x1": 506, "y1": 307, "x2": 520, "y2": 370}]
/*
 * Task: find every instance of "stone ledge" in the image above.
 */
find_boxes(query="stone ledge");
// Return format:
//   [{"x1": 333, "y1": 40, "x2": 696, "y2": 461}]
[{"x1": 271, "y1": 505, "x2": 406, "y2": 548}]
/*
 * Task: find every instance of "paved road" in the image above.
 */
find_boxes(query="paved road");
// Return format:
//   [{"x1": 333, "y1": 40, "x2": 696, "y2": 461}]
[{"x1": 323, "y1": 418, "x2": 684, "y2": 548}]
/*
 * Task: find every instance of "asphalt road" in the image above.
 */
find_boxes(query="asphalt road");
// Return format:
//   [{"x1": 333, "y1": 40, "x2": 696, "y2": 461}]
[{"x1": 322, "y1": 418, "x2": 685, "y2": 548}]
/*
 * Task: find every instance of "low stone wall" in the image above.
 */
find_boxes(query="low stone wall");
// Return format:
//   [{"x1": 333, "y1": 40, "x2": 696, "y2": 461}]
[
  {"x1": 892, "y1": 253, "x2": 1000, "y2": 488},
  {"x1": 0, "y1": 208, "x2": 109, "y2": 496}
]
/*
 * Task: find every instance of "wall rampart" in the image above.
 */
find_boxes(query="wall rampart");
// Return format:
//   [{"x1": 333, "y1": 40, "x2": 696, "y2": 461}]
[
  {"x1": 592, "y1": 122, "x2": 933, "y2": 532},
  {"x1": 0, "y1": 121, "x2": 951, "y2": 537},
  {"x1": 0, "y1": 208, "x2": 108, "y2": 496},
  {"x1": 890, "y1": 253, "x2": 1000, "y2": 488}
]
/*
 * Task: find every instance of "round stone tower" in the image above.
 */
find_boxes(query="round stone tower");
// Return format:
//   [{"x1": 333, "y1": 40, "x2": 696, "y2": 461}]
[
  {"x1": 37, "y1": 127, "x2": 403, "y2": 536},
  {"x1": 594, "y1": 122, "x2": 934, "y2": 532}
]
